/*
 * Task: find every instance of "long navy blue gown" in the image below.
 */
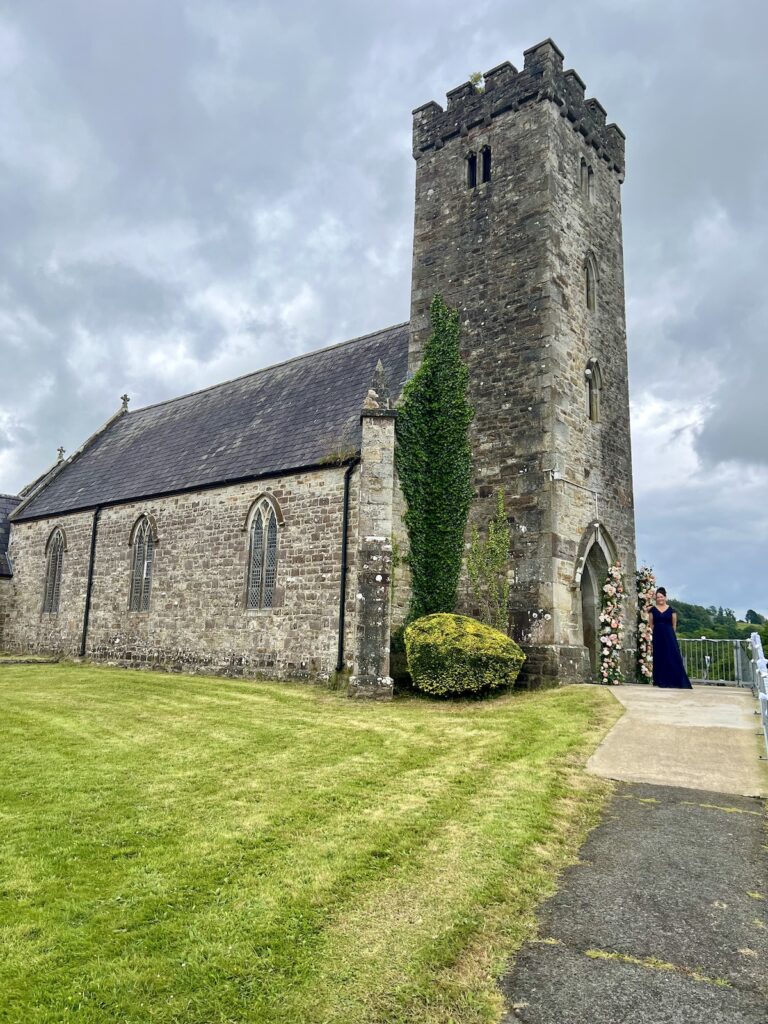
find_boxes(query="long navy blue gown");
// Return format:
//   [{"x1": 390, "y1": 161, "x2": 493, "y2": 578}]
[{"x1": 650, "y1": 606, "x2": 692, "y2": 688}]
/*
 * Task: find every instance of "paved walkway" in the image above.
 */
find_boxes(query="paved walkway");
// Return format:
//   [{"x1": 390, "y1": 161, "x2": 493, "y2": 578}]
[
  {"x1": 588, "y1": 684, "x2": 768, "y2": 797},
  {"x1": 500, "y1": 686, "x2": 768, "y2": 1023}
]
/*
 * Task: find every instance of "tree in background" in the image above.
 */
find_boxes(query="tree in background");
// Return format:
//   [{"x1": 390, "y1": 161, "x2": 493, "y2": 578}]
[
  {"x1": 674, "y1": 599, "x2": 768, "y2": 647},
  {"x1": 746, "y1": 609, "x2": 766, "y2": 625}
]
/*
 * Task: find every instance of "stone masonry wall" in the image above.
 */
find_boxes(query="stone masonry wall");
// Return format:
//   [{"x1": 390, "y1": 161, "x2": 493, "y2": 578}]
[
  {"x1": 0, "y1": 578, "x2": 14, "y2": 647},
  {"x1": 4, "y1": 466, "x2": 360, "y2": 678},
  {"x1": 2, "y1": 509, "x2": 94, "y2": 657},
  {"x1": 546, "y1": 102, "x2": 637, "y2": 675}
]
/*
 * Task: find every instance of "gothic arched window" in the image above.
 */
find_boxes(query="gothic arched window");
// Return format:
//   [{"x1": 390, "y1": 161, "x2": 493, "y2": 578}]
[
  {"x1": 246, "y1": 496, "x2": 280, "y2": 609},
  {"x1": 585, "y1": 253, "x2": 598, "y2": 312},
  {"x1": 42, "y1": 528, "x2": 65, "y2": 614},
  {"x1": 129, "y1": 516, "x2": 156, "y2": 612},
  {"x1": 585, "y1": 359, "x2": 603, "y2": 422}
]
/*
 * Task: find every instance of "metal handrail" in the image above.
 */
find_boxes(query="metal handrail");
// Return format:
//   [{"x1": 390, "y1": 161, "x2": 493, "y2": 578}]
[
  {"x1": 679, "y1": 637, "x2": 755, "y2": 687},
  {"x1": 749, "y1": 632, "x2": 768, "y2": 760}
]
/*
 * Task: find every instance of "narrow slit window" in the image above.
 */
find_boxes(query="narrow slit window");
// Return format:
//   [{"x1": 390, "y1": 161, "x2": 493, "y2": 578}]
[
  {"x1": 580, "y1": 157, "x2": 588, "y2": 194},
  {"x1": 585, "y1": 360, "x2": 602, "y2": 422},
  {"x1": 481, "y1": 146, "x2": 492, "y2": 183},
  {"x1": 129, "y1": 517, "x2": 155, "y2": 612},
  {"x1": 585, "y1": 254, "x2": 598, "y2": 312},
  {"x1": 247, "y1": 498, "x2": 279, "y2": 609},
  {"x1": 466, "y1": 152, "x2": 477, "y2": 189},
  {"x1": 42, "y1": 529, "x2": 65, "y2": 614},
  {"x1": 587, "y1": 165, "x2": 595, "y2": 201}
]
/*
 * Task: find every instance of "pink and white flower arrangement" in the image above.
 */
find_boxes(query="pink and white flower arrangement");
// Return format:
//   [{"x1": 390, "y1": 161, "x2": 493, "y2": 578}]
[
  {"x1": 599, "y1": 561, "x2": 626, "y2": 685},
  {"x1": 636, "y1": 565, "x2": 656, "y2": 683}
]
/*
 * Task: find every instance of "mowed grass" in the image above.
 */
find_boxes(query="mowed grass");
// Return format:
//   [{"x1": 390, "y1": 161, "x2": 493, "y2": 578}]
[{"x1": 0, "y1": 664, "x2": 620, "y2": 1024}]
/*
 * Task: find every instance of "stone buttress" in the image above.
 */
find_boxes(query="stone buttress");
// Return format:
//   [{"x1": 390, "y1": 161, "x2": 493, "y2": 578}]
[{"x1": 348, "y1": 366, "x2": 397, "y2": 699}]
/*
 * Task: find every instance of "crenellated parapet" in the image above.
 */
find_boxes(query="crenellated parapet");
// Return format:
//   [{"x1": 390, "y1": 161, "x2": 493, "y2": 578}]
[{"x1": 412, "y1": 39, "x2": 625, "y2": 178}]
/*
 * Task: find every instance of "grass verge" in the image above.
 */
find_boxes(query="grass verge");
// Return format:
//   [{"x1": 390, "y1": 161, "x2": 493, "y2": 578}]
[{"x1": 0, "y1": 664, "x2": 620, "y2": 1023}]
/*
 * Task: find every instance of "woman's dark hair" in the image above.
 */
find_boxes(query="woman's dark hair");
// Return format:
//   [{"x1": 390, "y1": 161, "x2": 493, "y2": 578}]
[{"x1": 656, "y1": 587, "x2": 667, "y2": 597}]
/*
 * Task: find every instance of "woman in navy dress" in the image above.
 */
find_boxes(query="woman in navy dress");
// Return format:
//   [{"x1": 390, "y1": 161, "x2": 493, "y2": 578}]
[{"x1": 649, "y1": 587, "x2": 692, "y2": 688}]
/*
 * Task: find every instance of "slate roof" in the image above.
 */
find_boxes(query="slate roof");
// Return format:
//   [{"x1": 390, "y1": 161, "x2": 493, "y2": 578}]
[
  {"x1": 15, "y1": 323, "x2": 410, "y2": 522},
  {"x1": 18, "y1": 459, "x2": 65, "y2": 499},
  {"x1": 0, "y1": 494, "x2": 20, "y2": 576}
]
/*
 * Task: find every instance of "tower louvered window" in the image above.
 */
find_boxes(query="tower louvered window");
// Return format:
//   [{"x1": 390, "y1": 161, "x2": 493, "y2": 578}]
[
  {"x1": 42, "y1": 529, "x2": 65, "y2": 614},
  {"x1": 247, "y1": 499, "x2": 279, "y2": 609},
  {"x1": 481, "y1": 146, "x2": 492, "y2": 183},
  {"x1": 129, "y1": 517, "x2": 154, "y2": 612},
  {"x1": 466, "y1": 151, "x2": 477, "y2": 188}
]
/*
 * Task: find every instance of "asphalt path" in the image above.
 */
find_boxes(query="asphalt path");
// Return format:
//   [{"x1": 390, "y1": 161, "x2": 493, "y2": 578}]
[{"x1": 499, "y1": 686, "x2": 768, "y2": 1023}]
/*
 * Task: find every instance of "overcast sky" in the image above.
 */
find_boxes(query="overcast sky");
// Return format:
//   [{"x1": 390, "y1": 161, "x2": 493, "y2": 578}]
[{"x1": 0, "y1": 0, "x2": 766, "y2": 614}]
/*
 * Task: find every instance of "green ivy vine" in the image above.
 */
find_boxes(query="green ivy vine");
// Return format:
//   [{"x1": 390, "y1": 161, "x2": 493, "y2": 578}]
[{"x1": 395, "y1": 295, "x2": 474, "y2": 623}]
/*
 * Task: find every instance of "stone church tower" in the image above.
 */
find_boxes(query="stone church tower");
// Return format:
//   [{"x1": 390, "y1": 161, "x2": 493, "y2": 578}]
[{"x1": 409, "y1": 39, "x2": 637, "y2": 684}]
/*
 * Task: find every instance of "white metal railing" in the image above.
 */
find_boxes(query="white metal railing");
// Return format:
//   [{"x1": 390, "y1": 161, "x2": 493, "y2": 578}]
[
  {"x1": 679, "y1": 637, "x2": 755, "y2": 687},
  {"x1": 749, "y1": 632, "x2": 768, "y2": 760}
]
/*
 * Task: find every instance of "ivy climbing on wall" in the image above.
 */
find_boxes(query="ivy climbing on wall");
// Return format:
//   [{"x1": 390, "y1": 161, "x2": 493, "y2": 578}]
[
  {"x1": 467, "y1": 487, "x2": 511, "y2": 634},
  {"x1": 395, "y1": 295, "x2": 474, "y2": 623}
]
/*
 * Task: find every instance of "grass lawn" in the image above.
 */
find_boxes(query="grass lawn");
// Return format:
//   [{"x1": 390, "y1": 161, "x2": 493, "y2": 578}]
[{"x1": 0, "y1": 664, "x2": 620, "y2": 1024}]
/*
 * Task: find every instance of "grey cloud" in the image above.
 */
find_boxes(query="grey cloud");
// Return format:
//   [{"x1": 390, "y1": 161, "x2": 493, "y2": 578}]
[{"x1": 1, "y1": 0, "x2": 768, "y2": 610}]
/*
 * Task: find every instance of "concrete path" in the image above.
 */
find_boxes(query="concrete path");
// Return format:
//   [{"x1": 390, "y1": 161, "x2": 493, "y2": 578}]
[
  {"x1": 587, "y1": 684, "x2": 768, "y2": 797},
  {"x1": 500, "y1": 686, "x2": 768, "y2": 1023}
]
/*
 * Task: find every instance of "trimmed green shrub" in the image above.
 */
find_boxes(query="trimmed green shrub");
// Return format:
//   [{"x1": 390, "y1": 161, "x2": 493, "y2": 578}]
[{"x1": 405, "y1": 613, "x2": 525, "y2": 696}]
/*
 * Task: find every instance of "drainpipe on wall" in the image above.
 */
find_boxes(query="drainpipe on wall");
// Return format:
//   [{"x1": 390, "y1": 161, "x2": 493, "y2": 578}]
[
  {"x1": 336, "y1": 460, "x2": 358, "y2": 673},
  {"x1": 80, "y1": 507, "x2": 101, "y2": 657}
]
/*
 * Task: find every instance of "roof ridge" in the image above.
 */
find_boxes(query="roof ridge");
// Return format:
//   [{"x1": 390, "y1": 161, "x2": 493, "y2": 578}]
[
  {"x1": 130, "y1": 321, "x2": 410, "y2": 416},
  {"x1": 0, "y1": 494, "x2": 20, "y2": 501}
]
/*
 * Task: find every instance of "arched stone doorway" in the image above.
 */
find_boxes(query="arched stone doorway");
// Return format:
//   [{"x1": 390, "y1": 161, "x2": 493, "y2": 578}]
[
  {"x1": 573, "y1": 523, "x2": 617, "y2": 681},
  {"x1": 580, "y1": 542, "x2": 609, "y2": 677}
]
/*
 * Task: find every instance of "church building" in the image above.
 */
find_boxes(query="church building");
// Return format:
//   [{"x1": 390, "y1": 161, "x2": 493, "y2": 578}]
[{"x1": 0, "y1": 40, "x2": 637, "y2": 697}]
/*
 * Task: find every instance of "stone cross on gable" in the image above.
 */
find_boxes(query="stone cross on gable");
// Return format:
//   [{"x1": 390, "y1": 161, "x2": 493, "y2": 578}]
[
  {"x1": 56, "y1": 446, "x2": 65, "y2": 463},
  {"x1": 121, "y1": 394, "x2": 130, "y2": 412}
]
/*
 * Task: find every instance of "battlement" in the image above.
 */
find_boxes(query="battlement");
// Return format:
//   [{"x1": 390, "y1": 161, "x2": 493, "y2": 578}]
[{"x1": 412, "y1": 39, "x2": 625, "y2": 177}]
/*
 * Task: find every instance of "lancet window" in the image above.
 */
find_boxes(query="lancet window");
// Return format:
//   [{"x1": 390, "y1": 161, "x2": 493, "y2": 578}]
[
  {"x1": 42, "y1": 528, "x2": 65, "y2": 614},
  {"x1": 585, "y1": 359, "x2": 602, "y2": 423},
  {"x1": 247, "y1": 497, "x2": 280, "y2": 609},
  {"x1": 129, "y1": 516, "x2": 155, "y2": 612}
]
